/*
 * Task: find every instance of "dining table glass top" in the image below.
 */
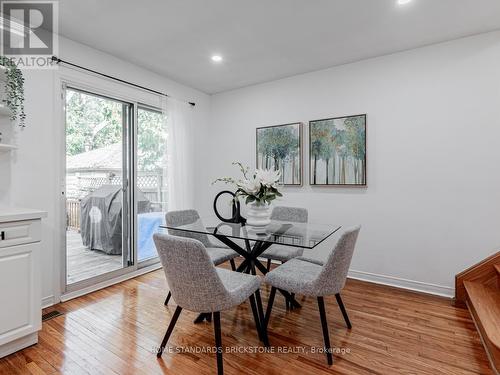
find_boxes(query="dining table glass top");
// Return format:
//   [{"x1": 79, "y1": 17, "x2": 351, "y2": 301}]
[{"x1": 160, "y1": 217, "x2": 341, "y2": 250}]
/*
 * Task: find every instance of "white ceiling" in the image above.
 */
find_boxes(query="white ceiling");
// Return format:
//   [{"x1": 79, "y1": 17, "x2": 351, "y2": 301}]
[{"x1": 59, "y1": 0, "x2": 500, "y2": 94}]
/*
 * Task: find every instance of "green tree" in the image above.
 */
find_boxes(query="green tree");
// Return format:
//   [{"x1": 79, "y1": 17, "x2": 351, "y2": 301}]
[
  {"x1": 288, "y1": 139, "x2": 299, "y2": 184},
  {"x1": 65, "y1": 90, "x2": 122, "y2": 156},
  {"x1": 137, "y1": 108, "x2": 166, "y2": 171},
  {"x1": 310, "y1": 121, "x2": 335, "y2": 184},
  {"x1": 65, "y1": 90, "x2": 166, "y2": 171},
  {"x1": 344, "y1": 116, "x2": 365, "y2": 184},
  {"x1": 257, "y1": 129, "x2": 274, "y2": 169},
  {"x1": 337, "y1": 143, "x2": 348, "y2": 184},
  {"x1": 257, "y1": 126, "x2": 298, "y2": 183}
]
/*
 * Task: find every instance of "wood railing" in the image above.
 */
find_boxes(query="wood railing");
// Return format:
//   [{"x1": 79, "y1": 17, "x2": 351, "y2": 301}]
[{"x1": 66, "y1": 199, "x2": 81, "y2": 231}]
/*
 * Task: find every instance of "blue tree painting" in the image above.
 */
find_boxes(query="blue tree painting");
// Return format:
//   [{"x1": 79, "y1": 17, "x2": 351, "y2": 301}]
[
  {"x1": 310, "y1": 114, "x2": 366, "y2": 185},
  {"x1": 256, "y1": 123, "x2": 302, "y2": 185}
]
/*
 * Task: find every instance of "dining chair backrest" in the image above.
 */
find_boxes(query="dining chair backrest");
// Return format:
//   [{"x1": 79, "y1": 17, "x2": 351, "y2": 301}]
[
  {"x1": 153, "y1": 233, "x2": 229, "y2": 312},
  {"x1": 314, "y1": 226, "x2": 360, "y2": 294},
  {"x1": 165, "y1": 209, "x2": 212, "y2": 248},
  {"x1": 271, "y1": 206, "x2": 308, "y2": 223}
]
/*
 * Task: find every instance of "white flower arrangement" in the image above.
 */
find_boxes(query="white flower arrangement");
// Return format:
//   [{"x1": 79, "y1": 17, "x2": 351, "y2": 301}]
[{"x1": 213, "y1": 162, "x2": 283, "y2": 205}]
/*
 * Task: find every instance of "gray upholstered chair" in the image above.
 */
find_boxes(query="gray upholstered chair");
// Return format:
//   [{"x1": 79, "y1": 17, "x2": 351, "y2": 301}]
[
  {"x1": 163, "y1": 209, "x2": 240, "y2": 305},
  {"x1": 263, "y1": 226, "x2": 360, "y2": 365},
  {"x1": 153, "y1": 233, "x2": 267, "y2": 375},
  {"x1": 260, "y1": 206, "x2": 309, "y2": 269}
]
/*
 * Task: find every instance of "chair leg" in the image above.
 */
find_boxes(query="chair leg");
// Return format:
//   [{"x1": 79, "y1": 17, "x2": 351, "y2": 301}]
[
  {"x1": 266, "y1": 259, "x2": 271, "y2": 271},
  {"x1": 194, "y1": 313, "x2": 211, "y2": 324},
  {"x1": 164, "y1": 291, "x2": 171, "y2": 306},
  {"x1": 254, "y1": 289, "x2": 264, "y2": 324},
  {"x1": 229, "y1": 259, "x2": 236, "y2": 271},
  {"x1": 213, "y1": 312, "x2": 224, "y2": 375},
  {"x1": 249, "y1": 294, "x2": 263, "y2": 342},
  {"x1": 254, "y1": 290, "x2": 270, "y2": 347},
  {"x1": 157, "y1": 305, "x2": 182, "y2": 358},
  {"x1": 278, "y1": 261, "x2": 290, "y2": 310},
  {"x1": 317, "y1": 297, "x2": 333, "y2": 366},
  {"x1": 335, "y1": 293, "x2": 352, "y2": 329},
  {"x1": 264, "y1": 287, "x2": 277, "y2": 329}
]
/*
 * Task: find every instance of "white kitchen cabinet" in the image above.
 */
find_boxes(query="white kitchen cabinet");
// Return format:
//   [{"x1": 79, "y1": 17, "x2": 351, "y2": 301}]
[{"x1": 0, "y1": 208, "x2": 46, "y2": 358}]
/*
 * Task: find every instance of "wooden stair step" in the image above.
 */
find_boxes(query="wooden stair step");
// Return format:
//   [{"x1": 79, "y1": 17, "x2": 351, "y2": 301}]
[
  {"x1": 455, "y1": 251, "x2": 500, "y2": 306},
  {"x1": 464, "y1": 280, "x2": 500, "y2": 374},
  {"x1": 464, "y1": 281, "x2": 500, "y2": 347}
]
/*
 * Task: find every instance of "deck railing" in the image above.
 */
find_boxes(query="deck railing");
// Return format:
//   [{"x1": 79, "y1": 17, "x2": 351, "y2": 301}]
[{"x1": 66, "y1": 199, "x2": 81, "y2": 231}]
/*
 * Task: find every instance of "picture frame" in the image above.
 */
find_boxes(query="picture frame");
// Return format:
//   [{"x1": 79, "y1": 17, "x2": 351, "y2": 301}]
[
  {"x1": 309, "y1": 114, "x2": 366, "y2": 186},
  {"x1": 256, "y1": 122, "x2": 303, "y2": 186}
]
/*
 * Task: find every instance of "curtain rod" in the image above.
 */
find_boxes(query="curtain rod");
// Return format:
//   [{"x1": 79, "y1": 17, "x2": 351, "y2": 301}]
[{"x1": 51, "y1": 56, "x2": 196, "y2": 107}]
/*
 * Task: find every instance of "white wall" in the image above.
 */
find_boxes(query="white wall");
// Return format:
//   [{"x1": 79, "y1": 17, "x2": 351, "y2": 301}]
[
  {"x1": 4, "y1": 36, "x2": 210, "y2": 305},
  {"x1": 202, "y1": 31, "x2": 500, "y2": 297},
  {"x1": 4, "y1": 30, "x2": 500, "y2": 303}
]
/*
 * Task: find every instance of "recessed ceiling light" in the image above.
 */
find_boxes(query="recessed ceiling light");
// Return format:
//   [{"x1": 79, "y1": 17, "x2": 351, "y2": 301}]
[
  {"x1": 397, "y1": 0, "x2": 412, "y2": 5},
  {"x1": 211, "y1": 55, "x2": 223, "y2": 62}
]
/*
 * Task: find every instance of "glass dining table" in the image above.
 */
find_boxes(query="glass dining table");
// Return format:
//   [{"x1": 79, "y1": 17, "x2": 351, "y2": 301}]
[{"x1": 160, "y1": 217, "x2": 341, "y2": 322}]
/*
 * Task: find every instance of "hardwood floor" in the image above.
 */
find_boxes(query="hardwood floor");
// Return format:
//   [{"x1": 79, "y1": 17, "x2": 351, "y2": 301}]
[{"x1": 0, "y1": 268, "x2": 494, "y2": 375}]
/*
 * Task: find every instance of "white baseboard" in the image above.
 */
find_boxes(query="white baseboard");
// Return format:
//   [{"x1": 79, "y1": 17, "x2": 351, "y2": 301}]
[
  {"x1": 0, "y1": 332, "x2": 38, "y2": 358},
  {"x1": 48, "y1": 262, "x2": 452, "y2": 305},
  {"x1": 348, "y1": 269, "x2": 454, "y2": 298},
  {"x1": 41, "y1": 295, "x2": 55, "y2": 309},
  {"x1": 269, "y1": 259, "x2": 454, "y2": 298},
  {"x1": 60, "y1": 263, "x2": 162, "y2": 303}
]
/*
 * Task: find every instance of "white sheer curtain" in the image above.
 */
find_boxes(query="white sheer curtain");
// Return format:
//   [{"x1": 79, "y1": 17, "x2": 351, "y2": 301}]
[{"x1": 162, "y1": 97, "x2": 195, "y2": 211}]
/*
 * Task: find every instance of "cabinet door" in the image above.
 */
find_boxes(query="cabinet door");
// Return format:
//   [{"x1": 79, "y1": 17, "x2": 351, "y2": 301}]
[{"x1": 0, "y1": 242, "x2": 41, "y2": 346}]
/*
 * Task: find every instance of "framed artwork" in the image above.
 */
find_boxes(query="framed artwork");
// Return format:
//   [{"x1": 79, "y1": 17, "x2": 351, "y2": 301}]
[
  {"x1": 256, "y1": 122, "x2": 303, "y2": 186},
  {"x1": 309, "y1": 114, "x2": 366, "y2": 186}
]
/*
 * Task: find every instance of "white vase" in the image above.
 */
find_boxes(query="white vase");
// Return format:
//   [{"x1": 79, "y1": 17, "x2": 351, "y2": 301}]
[{"x1": 246, "y1": 201, "x2": 271, "y2": 227}]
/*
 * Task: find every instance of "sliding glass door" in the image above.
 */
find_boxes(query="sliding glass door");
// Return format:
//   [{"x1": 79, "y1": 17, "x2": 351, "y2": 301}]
[
  {"x1": 64, "y1": 86, "x2": 133, "y2": 288},
  {"x1": 136, "y1": 106, "x2": 166, "y2": 263}
]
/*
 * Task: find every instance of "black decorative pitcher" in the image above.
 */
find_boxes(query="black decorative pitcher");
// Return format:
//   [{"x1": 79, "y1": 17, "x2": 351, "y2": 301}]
[{"x1": 213, "y1": 191, "x2": 246, "y2": 224}]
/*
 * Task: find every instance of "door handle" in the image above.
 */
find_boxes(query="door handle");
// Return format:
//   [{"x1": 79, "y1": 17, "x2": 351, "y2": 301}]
[{"x1": 0, "y1": 231, "x2": 5, "y2": 240}]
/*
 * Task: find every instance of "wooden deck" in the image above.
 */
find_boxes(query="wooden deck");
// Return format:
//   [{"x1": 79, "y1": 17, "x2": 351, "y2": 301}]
[
  {"x1": 0, "y1": 265, "x2": 494, "y2": 375},
  {"x1": 66, "y1": 230, "x2": 122, "y2": 284}
]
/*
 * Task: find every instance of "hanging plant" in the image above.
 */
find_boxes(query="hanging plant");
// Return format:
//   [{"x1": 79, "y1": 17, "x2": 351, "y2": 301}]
[{"x1": 0, "y1": 56, "x2": 26, "y2": 127}]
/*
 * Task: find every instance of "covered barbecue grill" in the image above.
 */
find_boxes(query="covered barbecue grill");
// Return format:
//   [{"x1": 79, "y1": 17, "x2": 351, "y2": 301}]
[{"x1": 80, "y1": 185, "x2": 151, "y2": 254}]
